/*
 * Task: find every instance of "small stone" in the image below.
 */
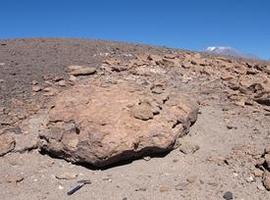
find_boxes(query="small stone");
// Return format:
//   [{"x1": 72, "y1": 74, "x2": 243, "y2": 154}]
[
  {"x1": 223, "y1": 191, "x2": 233, "y2": 200},
  {"x1": 32, "y1": 80, "x2": 38, "y2": 85},
  {"x1": 233, "y1": 172, "x2": 239, "y2": 177},
  {"x1": 58, "y1": 80, "x2": 66, "y2": 87},
  {"x1": 263, "y1": 171, "x2": 270, "y2": 190},
  {"x1": 32, "y1": 86, "x2": 42, "y2": 92},
  {"x1": 68, "y1": 65, "x2": 96, "y2": 76},
  {"x1": 43, "y1": 87, "x2": 57, "y2": 96},
  {"x1": 69, "y1": 75, "x2": 77, "y2": 82},
  {"x1": 253, "y1": 168, "x2": 264, "y2": 177},
  {"x1": 159, "y1": 186, "x2": 170, "y2": 192},
  {"x1": 245, "y1": 176, "x2": 254, "y2": 183},
  {"x1": 58, "y1": 185, "x2": 64, "y2": 190},
  {"x1": 55, "y1": 172, "x2": 78, "y2": 180},
  {"x1": 143, "y1": 156, "x2": 151, "y2": 161},
  {"x1": 179, "y1": 140, "x2": 200, "y2": 154},
  {"x1": 0, "y1": 63, "x2": 5, "y2": 66}
]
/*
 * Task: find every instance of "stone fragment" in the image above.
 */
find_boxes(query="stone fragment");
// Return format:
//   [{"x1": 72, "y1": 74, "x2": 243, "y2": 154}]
[
  {"x1": 159, "y1": 186, "x2": 170, "y2": 192},
  {"x1": 253, "y1": 168, "x2": 264, "y2": 177},
  {"x1": 32, "y1": 86, "x2": 42, "y2": 92},
  {"x1": 179, "y1": 140, "x2": 200, "y2": 154},
  {"x1": 263, "y1": 171, "x2": 270, "y2": 190},
  {"x1": 58, "y1": 80, "x2": 66, "y2": 87},
  {"x1": 0, "y1": 133, "x2": 15, "y2": 156},
  {"x1": 55, "y1": 172, "x2": 78, "y2": 180},
  {"x1": 68, "y1": 65, "x2": 96, "y2": 76},
  {"x1": 223, "y1": 191, "x2": 233, "y2": 200}
]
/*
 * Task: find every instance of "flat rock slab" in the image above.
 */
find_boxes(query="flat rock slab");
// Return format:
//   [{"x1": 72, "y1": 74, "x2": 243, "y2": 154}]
[{"x1": 39, "y1": 81, "x2": 198, "y2": 167}]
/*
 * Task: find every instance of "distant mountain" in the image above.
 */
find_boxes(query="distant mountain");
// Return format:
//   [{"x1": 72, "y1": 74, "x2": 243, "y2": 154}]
[{"x1": 204, "y1": 46, "x2": 258, "y2": 59}]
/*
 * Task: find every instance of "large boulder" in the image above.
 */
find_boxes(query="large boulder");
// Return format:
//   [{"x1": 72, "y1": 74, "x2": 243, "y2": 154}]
[{"x1": 39, "y1": 81, "x2": 198, "y2": 167}]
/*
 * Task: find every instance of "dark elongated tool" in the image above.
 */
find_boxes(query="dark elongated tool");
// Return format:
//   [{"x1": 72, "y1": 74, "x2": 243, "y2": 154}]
[{"x1": 67, "y1": 179, "x2": 91, "y2": 195}]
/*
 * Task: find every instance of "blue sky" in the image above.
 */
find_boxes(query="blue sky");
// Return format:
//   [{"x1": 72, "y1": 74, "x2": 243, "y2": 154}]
[{"x1": 0, "y1": 0, "x2": 269, "y2": 59}]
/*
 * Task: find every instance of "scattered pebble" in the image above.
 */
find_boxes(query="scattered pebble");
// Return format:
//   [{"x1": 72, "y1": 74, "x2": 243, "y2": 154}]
[
  {"x1": 179, "y1": 140, "x2": 200, "y2": 154},
  {"x1": 245, "y1": 176, "x2": 254, "y2": 183},
  {"x1": 55, "y1": 172, "x2": 78, "y2": 180},
  {"x1": 68, "y1": 65, "x2": 96, "y2": 76},
  {"x1": 159, "y1": 186, "x2": 170, "y2": 192},
  {"x1": 58, "y1": 185, "x2": 64, "y2": 190},
  {"x1": 223, "y1": 191, "x2": 233, "y2": 200},
  {"x1": 143, "y1": 156, "x2": 151, "y2": 161},
  {"x1": 32, "y1": 86, "x2": 42, "y2": 92},
  {"x1": 58, "y1": 80, "x2": 66, "y2": 87}
]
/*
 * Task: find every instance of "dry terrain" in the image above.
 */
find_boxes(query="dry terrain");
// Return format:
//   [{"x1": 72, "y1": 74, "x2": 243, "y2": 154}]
[{"x1": 1, "y1": 39, "x2": 270, "y2": 200}]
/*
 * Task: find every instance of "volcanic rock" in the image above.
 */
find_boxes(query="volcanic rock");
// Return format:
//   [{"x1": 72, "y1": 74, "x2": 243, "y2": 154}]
[{"x1": 39, "y1": 81, "x2": 198, "y2": 167}]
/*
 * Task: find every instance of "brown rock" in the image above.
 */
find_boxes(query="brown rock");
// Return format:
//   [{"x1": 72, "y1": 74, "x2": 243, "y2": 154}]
[
  {"x1": 39, "y1": 81, "x2": 198, "y2": 167},
  {"x1": 58, "y1": 80, "x2": 66, "y2": 87},
  {"x1": 159, "y1": 186, "x2": 170, "y2": 192},
  {"x1": 32, "y1": 85, "x2": 42, "y2": 92},
  {"x1": 253, "y1": 168, "x2": 264, "y2": 177},
  {"x1": 0, "y1": 133, "x2": 16, "y2": 156},
  {"x1": 263, "y1": 171, "x2": 270, "y2": 190},
  {"x1": 265, "y1": 154, "x2": 270, "y2": 169},
  {"x1": 68, "y1": 65, "x2": 96, "y2": 76}
]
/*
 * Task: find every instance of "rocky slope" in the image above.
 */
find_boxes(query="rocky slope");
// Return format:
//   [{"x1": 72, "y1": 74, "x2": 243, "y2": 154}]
[{"x1": 0, "y1": 38, "x2": 270, "y2": 199}]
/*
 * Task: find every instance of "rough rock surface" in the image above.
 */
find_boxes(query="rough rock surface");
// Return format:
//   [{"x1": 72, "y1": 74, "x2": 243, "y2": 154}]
[
  {"x1": 39, "y1": 81, "x2": 198, "y2": 167},
  {"x1": 0, "y1": 133, "x2": 15, "y2": 156}
]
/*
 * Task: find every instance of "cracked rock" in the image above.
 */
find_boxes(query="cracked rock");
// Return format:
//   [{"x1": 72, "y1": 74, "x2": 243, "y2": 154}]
[{"x1": 38, "y1": 81, "x2": 198, "y2": 167}]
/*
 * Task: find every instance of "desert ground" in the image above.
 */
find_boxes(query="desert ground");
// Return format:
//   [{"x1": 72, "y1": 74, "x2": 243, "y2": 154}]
[{"x1": 1, "y1": 38, "x2": 270, "y2": 200}]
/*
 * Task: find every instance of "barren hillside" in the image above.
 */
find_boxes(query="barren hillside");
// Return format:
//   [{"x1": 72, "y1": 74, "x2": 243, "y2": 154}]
[{"x1": 1, "y1": 39, "x2": 270, "y2": 200}]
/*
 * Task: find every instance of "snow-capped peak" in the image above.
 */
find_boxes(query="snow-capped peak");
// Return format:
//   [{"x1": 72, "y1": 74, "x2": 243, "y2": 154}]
[
  {"x1": 204, "y1": 46, "x2": 245, "y2": 57},
  {"x1": 204, "y1": 46, "x2": 258, "y2": 59}
]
